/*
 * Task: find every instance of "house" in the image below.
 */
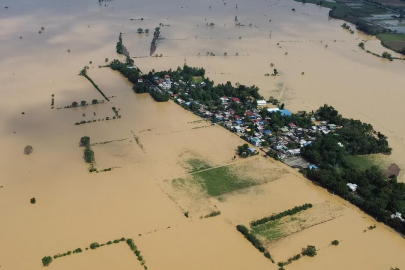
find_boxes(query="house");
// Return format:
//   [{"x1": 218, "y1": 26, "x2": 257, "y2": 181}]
[
  {"x1": 201, "y1": 82, "x2": 206, "y2": 86},
  {"x1": 177, "y1": 99, "x2": 184, "y2": 104},
  {"x1": 267, "y1": 108, "x2": 280, "y2": 113},
  {"x1": 391, "y1": 212, "x2": 405, "y2": 222},
  {"x1": 328, "y1": 124, "x2": 337, "y2": 130},
  {"x1": 287, "y1": 149, "x2": 301, "y2": 155},
  {"x1": 248, "y1": 147, "x2": 257, "y2": 154},
  {"x1": 232, "y1": 97, "x2": 240, "y2": 103},
  {"x1": 280, "y1": 127, "x2": 289, "y2": 133},
  {"x1": 251, "y1": 137, "x2": 261, "y2": 146},
  {"x1": 137, "y1": 78, "x2": 143, "y2": 83},
  {"x1": 256, "y1": 100, "x2": 267, "y2": 107},
  {"x1": 246, "y1": 111, "x2": 255, "y2": 118},
  {"x1": 280, "y1": 109, "x2": 292, "y2": 116},
  {"x1": 264, "y1": 130, "x2": 272, "y2": 135},
  {"x1": 288, "y1": 123, "x2": 296, "y2": 129},
  {"x1": 347, "y1": 183, "x2": 358, "y2": 192},
  {"x1": 308, "y1": 165, "x2": 318, "y2": 170},
  {"x1": 234, "y1": 126, "x2": 243, "y2": 133},
  {"x1": 220, "y1": 96, "x2": 229, "y2": 103}
]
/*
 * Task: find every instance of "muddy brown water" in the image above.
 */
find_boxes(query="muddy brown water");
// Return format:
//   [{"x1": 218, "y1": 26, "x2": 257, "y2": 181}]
[{"x1": 0, "y1": 0, "x2": 405, "y2": 269}]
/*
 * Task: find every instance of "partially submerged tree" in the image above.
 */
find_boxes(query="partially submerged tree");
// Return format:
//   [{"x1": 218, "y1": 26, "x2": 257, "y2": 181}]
[{"x1": 24, "y1": 145, "x2": 33, "y2": 155}]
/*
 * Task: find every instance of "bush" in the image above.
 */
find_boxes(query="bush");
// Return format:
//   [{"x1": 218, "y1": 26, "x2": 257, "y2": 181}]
[
  {"x1": 24, "y1": 145, "x2": 33, "y2": 155},
  {"x1": 30, "y1": 197, "x2": 36, "y2": 204},
  {"x1": 84, "y1": 148, "x2": 94, "y2": 163},
  {"x1": 331, "y1": 240, "x2": 339, "y2": 246},
  {"x1": 81, "y1": 101, "x2": 87, "y2": 106},
  {"x1": 73, "y1": 248, "x2": 82, "y2": 253},
  {"x1": 302, "y1": 245, "x2": 317, "y2": 257},
  {"x1": 90, "y1": 242, "x2": 100, "y2": 250},
  {"x1": 80, "y1": 136, "x2": 90, "y2": 147},
  {"x1": 106, "y1": 241, "x2": 113, "y2": 245},
  {"x1": 42, "y1": 256, "x2": 53, "y2": 266}
]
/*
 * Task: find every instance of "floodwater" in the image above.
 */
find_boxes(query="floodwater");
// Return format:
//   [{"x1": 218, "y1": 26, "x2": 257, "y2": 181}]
[{"x1": 0, "y1": 0, "x2": 405, "y2": 269}]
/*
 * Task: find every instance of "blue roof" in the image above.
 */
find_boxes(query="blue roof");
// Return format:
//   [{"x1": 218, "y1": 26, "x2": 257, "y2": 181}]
[
  {"x1": 280, "y1": 109, "x2": 292, "y2": 116},
  {"x1": 216, "y1": 116, "x2": 222, "y2": 120},
  {"x1": 309, "y1": 165, "x2": 318, "y2": 170},
  {"x1": 185, "y1": 102, "x2": 191, "y2": 106},
  {"x1": 264, "y1": 130, "x2": 271, "y2": 135},
  {"x1": 153, "y1": 76, "x2": 159, "y2": 80},
  {"x1": 235, "y1": 120, "x2": 243, "y2": 125}
]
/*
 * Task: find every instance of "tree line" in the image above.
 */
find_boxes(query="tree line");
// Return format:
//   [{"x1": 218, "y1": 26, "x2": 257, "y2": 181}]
[{"x1": 250, "y1": 203, "x2": 313, "y2": 227}]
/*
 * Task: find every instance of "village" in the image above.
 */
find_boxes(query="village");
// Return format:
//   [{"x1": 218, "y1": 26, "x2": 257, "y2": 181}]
[{"x1": 140, "y1": 72, "x2": 342, "y2": 171}]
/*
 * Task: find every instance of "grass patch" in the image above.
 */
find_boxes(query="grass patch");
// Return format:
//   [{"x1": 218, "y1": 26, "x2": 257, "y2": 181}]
[
  {"x1": 193, "y1": 166, "x2": 256, "y2": 196},
  {"x1": 344, "y1": 155, "x2": 388, "y2": 172},
  {"x1": 187, "y1": 158, "x2": 211, "y2": 173},
  {"x1": 191, "y1": 76, "x2": 203, "y2": 84},
  {"x1": 251, "y1": 220, "x2": 285, "y2": 241}
]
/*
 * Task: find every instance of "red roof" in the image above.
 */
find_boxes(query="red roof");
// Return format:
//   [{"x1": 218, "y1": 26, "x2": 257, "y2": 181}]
[
  {"x1": 173, "y1": 94, "x2": 179, "y2": 97},
  {"x1": 234, "y1": 115, "x2": 241, "y2": 119},
  {"x1": 288, "y1": 123, "x2": 296, "y2": 127},
  {"x1": 221, "y1": 96, "x2": 228, "y2": 100},
  {"x1": 246, "y1": 111, "x2": 255, "y2": 117},
  {"x1": 229, "y1": 109, "x2": 236, "y2": 115},
  {"x1": 232, "y1": 97, "x2": 240, "y2": 102},
  {"x1": 164, "y1": 75, "x2": 170, "y2": 78}
]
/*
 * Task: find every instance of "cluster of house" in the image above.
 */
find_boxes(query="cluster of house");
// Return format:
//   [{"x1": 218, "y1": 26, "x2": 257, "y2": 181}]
[{"x1": 148, "y1": 74, "x2": 341, "y2": 163}]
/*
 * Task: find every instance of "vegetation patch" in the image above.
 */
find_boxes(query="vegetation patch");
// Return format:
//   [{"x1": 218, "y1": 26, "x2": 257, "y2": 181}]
[
  {"x1": 187, "y1": 158, "x2": 211, "y2": 173},
  {"x1": 203, "y1": 211, "x2": 221, "y2": 218},
  {"x1": 236, "y1": 225, "x2": 274, "y2": 263},
  {"x1": 41, "y1": 237, "x2": 148, "y2": 269},
  {"x1": 302, "y1": 245, "x2": 317, "y2": 257},
  {"x1": 277, "y1": 254, "x2": 301, "y2": 269},
  {"x1": 80, "y1": 136, "x2": 96, "y2": 170},
  {"x1": 192, "y1": 165, "x2": 256, "y2": 196},
  {"x1": 250, "y1": 203, "x2": 313, "y2": 227},
  {"x1": 79, "y1": 67, "x2": 109, "y2": 101}
]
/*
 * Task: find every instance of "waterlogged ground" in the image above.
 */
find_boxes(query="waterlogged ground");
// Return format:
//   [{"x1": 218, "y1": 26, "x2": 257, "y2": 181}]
[{"x1": 1, "y1": 0, "x2": 405, "y2": 269}]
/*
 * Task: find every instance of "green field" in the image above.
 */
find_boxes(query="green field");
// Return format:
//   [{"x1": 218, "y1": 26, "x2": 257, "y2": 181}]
[
  {"x1": 191, "y1": 76, "x2": 203, "y2": 84},
  {"x1": 193, "y1": 166, "x2": 256, "y2": 196},
  {"x1": 187, "y1": 158, "x2": 211, "y2": 173},
  {"x1": 344, "y1": 155, "x2": 388, "y2": 172},
  {"x1": 251, "y1": 220, "x2": 285, "y2": 241}
]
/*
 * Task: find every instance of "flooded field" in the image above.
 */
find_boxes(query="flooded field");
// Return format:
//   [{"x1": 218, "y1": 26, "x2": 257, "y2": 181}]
[{"x1": 1, "y1": 0, "x2": 405, "y2": 269}]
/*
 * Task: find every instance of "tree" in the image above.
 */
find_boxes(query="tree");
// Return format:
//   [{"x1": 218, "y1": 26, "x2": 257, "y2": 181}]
[
  {"x1": 273, "y1": 69, "x2": 278, "y2": 75},
  {"x1": 331, "y1": 240, "x2": 339, "y2": 246},
  {"x1": 137, "y1": 28, "x2": 144, "y2": 34},
  {"x1": 90, "y1": 242, "x2": 100, "y2": 249},
  {"x1": 72, "y1": 101, "x2": 78, "y2": 107},
  {"x1": 30, "y1": 197, "x2": 36, "y2": 204},
  {"x1": 81, "y1": 100, "x2": 87, "y2": 106},
  {"x1": 42, "y1": 256, "x2": 52, "y2": 267},
  {"x1": 84, "y1": 148, "x2": 94, "y2": 163},
  {"x1": 302, "y1": 245, "x2": 317, "y2": 257},
  {"x1": 92, "y1": 99, "x2": 98, "y2": 104},
  {"x1": 24, "y1": 145, "x2": 33, "y2": 155},
  {"x1": 105, "y1": 58, "x2": 109, "y2": 62},
  {"x1": 80, "y1": 136, "x2": 90, "y2": 147}
]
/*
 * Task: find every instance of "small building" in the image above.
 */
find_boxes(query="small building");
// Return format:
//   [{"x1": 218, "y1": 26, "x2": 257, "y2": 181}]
[
  {"x1": 328, "y1": 124, "x2": 337, "y2": 130},
  {"x1": 264, "y1": 130, "x2": 272, "y2": 135},
  {"x1": 246, "y1": 111, "x2": 255, "y2": 118},
  {"x1": 256, "y1": 100, "x2": 267, "y2": 107},
  {"x1": 137, "y1": 78, "x2": 143, "y2": 83},
  {"x1": 267, "y1": 108, "x2": 280, "y2": 113},
  {"x1": 347, "y1": 183, "x2": 358, "y2": 192},
  {"x1": 280, "y1": 109, "x2": 292, "y2": 116},
  {"x1": 280, "y1": 127, "x2": 289, "y2": 133},
  {"x1": 248, "y1": 147, "x2": 257, "y2": 154},
  {"x1": 391, "y1": 212, "x2": 405, "y2": 222},
  {"x1": 308, "y1": 165, "x2": 318, "y2": 170},
  {"x1": 220, "y1": 96, "x2": 229, "y2": 103},
  {"x1": 251, "y1": 137, "x2": 261, "y2": 146},
  {"x1": 232, "y1": 97, "x2": 240, "y2": 103}
]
